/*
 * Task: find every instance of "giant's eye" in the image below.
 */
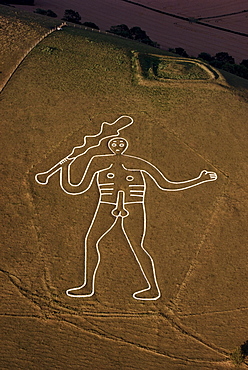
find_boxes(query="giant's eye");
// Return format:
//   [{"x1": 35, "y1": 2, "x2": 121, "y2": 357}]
[
  {"x1": 112, "y1": 143, "x2": 117, "y2": 147},
  {"x1": 119, "y1": 143, "x2": 125, "y2": 147}
]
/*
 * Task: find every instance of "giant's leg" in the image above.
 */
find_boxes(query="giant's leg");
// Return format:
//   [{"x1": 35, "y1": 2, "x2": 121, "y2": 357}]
[
  {"x1": 122, "y1": 203, "x2": 161, "y2": 300},
  {"x1": 66, "y1": 202, "x2": 117, "y2": 297}
]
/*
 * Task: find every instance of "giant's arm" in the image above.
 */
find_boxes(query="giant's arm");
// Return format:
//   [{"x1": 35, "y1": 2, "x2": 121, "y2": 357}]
[
  {"x1": 125, "y1": 156, "x2": 217, "y2": 191},
  {"x1": 60, "y1": 156, "x2": 112, "y2": 195}
]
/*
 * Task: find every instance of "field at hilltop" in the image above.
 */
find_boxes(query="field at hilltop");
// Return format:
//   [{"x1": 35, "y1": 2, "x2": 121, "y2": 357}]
[
  {"x1": 1, "y1": 6, "x2": 248, "y2": 370},
  {"x1": 15, "y1": 0, "x2": 248, "y2": 63}
]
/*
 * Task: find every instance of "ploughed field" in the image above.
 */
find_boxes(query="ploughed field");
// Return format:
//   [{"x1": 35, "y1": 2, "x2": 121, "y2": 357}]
[
  {"x1": 15, "y1": 0, "x2": 248, "y2": 62},
  {"x1": 1, "y1": 5, "x2": 248, "y2": 370}
]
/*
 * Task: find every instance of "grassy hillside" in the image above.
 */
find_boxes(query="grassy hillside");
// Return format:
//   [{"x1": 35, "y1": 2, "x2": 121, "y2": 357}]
[
  {"x1": 1, "y1": 6, "x2": 248, "y2": 369},
  {"x1": 0, "y1": 5, "x2": 61, "y2": 88}
]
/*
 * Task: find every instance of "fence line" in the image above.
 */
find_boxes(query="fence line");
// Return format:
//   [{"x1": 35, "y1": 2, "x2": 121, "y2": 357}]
[
  {"x1": 0, "y1": 22, "x2": 66, "y2": 93},
  {"x1": 69, "y1": 21, "x2": 156, "y2": 43}
]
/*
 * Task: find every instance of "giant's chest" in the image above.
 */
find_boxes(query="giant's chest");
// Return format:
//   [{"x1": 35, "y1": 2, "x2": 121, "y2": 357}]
[{"x1": 97, "y1": 165, "x2": 144, "y2": 189}]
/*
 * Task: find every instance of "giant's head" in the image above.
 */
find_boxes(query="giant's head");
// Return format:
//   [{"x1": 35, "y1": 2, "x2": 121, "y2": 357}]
[{"x1": 108, "y1": 137, "x2": 128, "y2": 155}]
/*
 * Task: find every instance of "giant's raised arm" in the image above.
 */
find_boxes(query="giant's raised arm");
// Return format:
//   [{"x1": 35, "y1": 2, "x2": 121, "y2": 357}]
[
  {"x1": 125, "y1": 155, "x2": 217, "y2": 191},
  {"x1": 60, "y1": 156, "x2": 112, "y2": 195},
  {"x1": 35, "y1": 115, "x2": 133, "y2": 185}
]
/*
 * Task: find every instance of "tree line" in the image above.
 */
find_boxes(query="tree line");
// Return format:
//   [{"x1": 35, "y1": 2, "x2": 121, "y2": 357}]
[
  {"x1": 34, "y1": 9, "x2": 159, "y2": 47},
  {"x1": 60, "y1": 10, "x2": 159, "y2": 47},
  {"x1": 169, "y1": 48, "x2": 248, "y2": 80},
  {"x1": 52, "y1": 9, "x2": 248, "y2": 80},
  {"x1": 3, "y1": 4, "x2": 247, "y2": 80}
]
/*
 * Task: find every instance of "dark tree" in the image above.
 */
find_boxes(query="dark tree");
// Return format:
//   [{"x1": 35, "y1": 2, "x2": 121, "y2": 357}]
[
  {"x1": 210, "y1": 60, "x2": 224, "y2": 69},
  {"x1": 198, "y1": 52, "x2": 213, "y2": 62},
  {"x1": 34, "y1": 8, "x2": 47, "y2": 15},
  {"x1": 82, "y1": 22, "x2": 99, "y2": 30},
  {"x1": 175, "y1": 48, "x2": 189, "y2": 57},
  {"x1": 214, "y1": 52, "x2": 235, "y2": 64},
  {"x1": 130, "y1": 26, "x2": 147, "y2": 41},
  {"x1": 145, "y1": 39, "x2": 160, "y2": 48},
  {"x1": 107, "y1": 24, "x2": 159, "y2": 47},
  {"x1": 62, "y1": 9, "x2": 81, "y2": 24},
  {"x1": 209, "y1": 61, "x2": 248, "y2": 79},
  {"x1": 46, "y1": 10, "x2": 57, "y2": 18},
  {"x1": 130, "y1": 26, "x2": 159, "y2": 47},
  {"x1": 34, "y1": 9, "x2": 57, "y2": 17},
  {"x1": 107, "y1": 24, "x2": 131, "y2": 38},
  {"x1": 240, "y1": 59, "x2": 248, "y2": 69}
]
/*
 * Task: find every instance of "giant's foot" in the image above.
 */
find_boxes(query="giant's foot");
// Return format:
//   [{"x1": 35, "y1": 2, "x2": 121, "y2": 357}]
[
  {"x1": 66, "y1": 284, "x2": 94, "y2": 298},
  {"x1": 133, "y1": 286, "x2": 161, "y2": 301}
]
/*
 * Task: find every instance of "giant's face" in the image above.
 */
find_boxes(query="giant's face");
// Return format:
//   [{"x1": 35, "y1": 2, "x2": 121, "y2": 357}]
[{"x1": 108, "y1": 138, "x2": 128, "y2": 154}]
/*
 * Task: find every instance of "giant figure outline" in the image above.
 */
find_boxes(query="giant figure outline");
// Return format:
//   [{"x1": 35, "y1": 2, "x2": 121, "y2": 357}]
[{"x1": 36, "y1": 116, "x2": 217, "y2": 301}]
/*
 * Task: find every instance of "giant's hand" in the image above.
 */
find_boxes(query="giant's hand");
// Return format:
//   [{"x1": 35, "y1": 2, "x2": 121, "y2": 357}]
[
  {"x1": 35, "y1": 157, "x2": 72, "y2": 185},
  {"x1": 199, "y1": 170, "x2": 217, "y2": 182}
]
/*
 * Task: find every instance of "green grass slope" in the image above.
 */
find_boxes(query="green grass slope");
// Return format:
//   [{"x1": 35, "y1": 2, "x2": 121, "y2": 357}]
[
  {"x1": 0, "y1": 5, "x2": 61, "y2": 89},
  {"x1": 1, "y1": 7, "x2": 248, "y2": 370}
]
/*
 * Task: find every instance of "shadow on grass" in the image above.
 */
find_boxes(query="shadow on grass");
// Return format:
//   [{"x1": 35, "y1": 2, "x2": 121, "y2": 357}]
[
  {"x1": 221, "y1": 70, "x2": 248, "y2": 90},
  {"x1": 241, "y1": 340, "x2": 248, "y2": 358}
]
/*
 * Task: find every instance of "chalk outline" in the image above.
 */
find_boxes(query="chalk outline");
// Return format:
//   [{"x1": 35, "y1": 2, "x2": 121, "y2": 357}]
[
  {"x1": 35, "y1": 115, "x2": 133, "y2": 185},
  {"x1": 36, "y1": 120, "x2": 217, "y2": 301},
  {"x1": 64, "y1": 138, "x2": 216, "y2": 300},
  {"x1": 66, "y1": 183, "x2": 161, "y2": 300},
  {"x1": 57, "y1": 154, "x2": 217, "y2": 197},
  {"x1": 64, "y1": 138, "x2": 161, "y2": 299},
  {"x1": 66, "y1": 203, "x2": 119, "y2": 298},
  {"x1": 122, "y1": 170, "x2": 160, "y2": 300}
]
